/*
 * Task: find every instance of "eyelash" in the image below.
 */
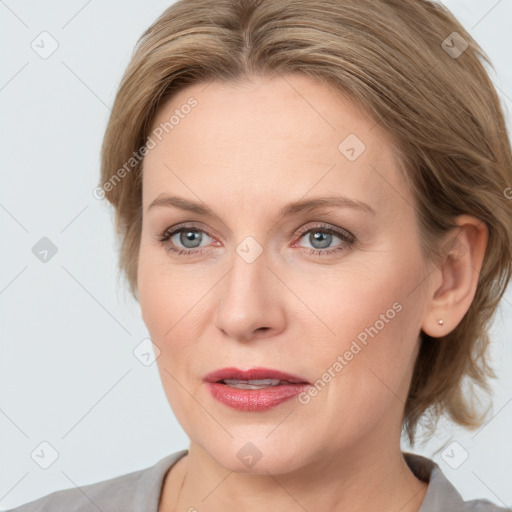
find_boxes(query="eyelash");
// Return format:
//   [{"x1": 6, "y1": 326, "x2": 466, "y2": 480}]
[{"x1": 157, "y1": 222, "x2": 355, "y2": 257}]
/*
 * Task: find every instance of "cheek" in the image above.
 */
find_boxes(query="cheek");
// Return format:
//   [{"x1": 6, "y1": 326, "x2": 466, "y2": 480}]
[
  {"x1": 138, "y1": 247, "x2": 183, "y2": 377},
  {"x1": 286, "y1": 264, "x2": 424, "y2": 444},
  {"x1": 295, "y1": 249, "x2": 422, "y2": 340},
  {"x1": 137, "y1": 244, "x2": 213, "y2": 373},
  {"x1": 291, "y1": 251, "x2": 425, "y2": 396},
  {"x1": 138, "y1": 243, "x2": 196, "y2": 337},
  {"x1": 138, "y1": 249, "x2": 204, "y2": 425}
]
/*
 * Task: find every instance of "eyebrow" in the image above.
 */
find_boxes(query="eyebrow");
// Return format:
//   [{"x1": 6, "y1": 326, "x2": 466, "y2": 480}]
[{"x1": 147, "y1": 194, "x2": 375, "y2": 218}]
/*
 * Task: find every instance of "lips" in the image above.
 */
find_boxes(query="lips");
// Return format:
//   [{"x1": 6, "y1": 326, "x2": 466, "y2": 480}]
[
  {"x1": 203, "y1": 367, "x2": 310, "y2": 385},
  {"x1": 203, "y1": 367, "x2": 311, "y2": 411}
]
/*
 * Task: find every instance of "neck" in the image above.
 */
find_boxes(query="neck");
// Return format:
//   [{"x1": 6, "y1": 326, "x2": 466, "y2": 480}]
[{"x1": 160, "y1": 440, "x2": 428, "y2": 512}]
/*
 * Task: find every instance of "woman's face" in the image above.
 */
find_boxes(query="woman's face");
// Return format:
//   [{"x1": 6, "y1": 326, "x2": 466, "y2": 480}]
[{"x1": 138, "y1": 74, "x2": 434, "y2": 473}]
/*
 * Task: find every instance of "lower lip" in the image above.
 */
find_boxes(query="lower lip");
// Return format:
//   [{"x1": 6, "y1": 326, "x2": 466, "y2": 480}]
[{"x1": 205, "y1": 382, "x2": 310, "y2": 411}]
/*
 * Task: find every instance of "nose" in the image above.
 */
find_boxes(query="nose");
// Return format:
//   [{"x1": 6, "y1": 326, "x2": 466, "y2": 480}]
[{"x1": 213, "y1": 245, "x2": 286, "y2": 342}]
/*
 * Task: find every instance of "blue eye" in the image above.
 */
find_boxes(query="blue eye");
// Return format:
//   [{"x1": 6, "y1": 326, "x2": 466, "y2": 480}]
[
  {"x1": 295, "y1": 224, "x2": 355, "y2": 256},
  {"x1": 158, "y1": 225, "x2": 213, "y2": 255},
  {"x1": 158, "y1": 223, "x2": 355, "y2": 257}
]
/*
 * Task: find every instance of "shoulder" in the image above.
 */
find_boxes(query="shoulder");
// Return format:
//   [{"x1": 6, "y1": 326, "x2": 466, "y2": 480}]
[
  {"x1": 454, "y1": 498, "x2": 510, "y2": 511},
  {"x1": 5, "y1": 450, "x2": 188, "y2": 512},
  {"x1": 403, "y1": 452, "x2": 510, "y2": 512},
  {"x1": 6, "y1": 470, "x2": 144, "y2": 512}
]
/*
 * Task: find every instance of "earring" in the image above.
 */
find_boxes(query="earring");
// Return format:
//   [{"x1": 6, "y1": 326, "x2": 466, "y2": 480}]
[{"x1": 437, "y1": 319, "x2": 444, "y2": 327}]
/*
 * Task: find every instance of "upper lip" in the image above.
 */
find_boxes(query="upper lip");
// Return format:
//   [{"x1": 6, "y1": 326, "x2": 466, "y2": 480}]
[{"x1": 203, "y1": 367, "x2": 310, "y2": 384}]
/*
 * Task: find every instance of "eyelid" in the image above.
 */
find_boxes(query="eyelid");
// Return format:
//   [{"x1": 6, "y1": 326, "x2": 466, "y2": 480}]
[
  {"x1": 158, "y1": 221, "x2": 215, "y2": 243},
  {"x1": 157, "y1": 221, "x2": 356, "y2": 255},
  {"x1": 293, "y1": 222, "x2": 355, "y2": 243},
  {"x1": 158, "y1": 222, "x2": 353, "y2": 242}
]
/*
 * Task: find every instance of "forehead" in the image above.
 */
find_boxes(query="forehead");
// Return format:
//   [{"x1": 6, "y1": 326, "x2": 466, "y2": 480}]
[
  {"x1": 142, "y1": 74, "x2": 410, "y2": 217},
  {"x1": 148, "y1": 73, "x2": 392, "y2": 156}
]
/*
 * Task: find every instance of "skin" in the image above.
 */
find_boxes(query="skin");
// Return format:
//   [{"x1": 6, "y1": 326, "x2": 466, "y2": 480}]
[{"x1": 136, "y1": 73, "x2": 488, "y2": 512}]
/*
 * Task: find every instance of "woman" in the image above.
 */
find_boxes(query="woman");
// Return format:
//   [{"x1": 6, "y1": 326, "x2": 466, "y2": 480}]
[{"x1": 9, "y1": 0, "x2": 511, "y2": 510}]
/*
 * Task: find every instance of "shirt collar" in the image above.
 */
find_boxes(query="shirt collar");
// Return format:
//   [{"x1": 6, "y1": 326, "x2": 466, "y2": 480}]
[{"x1": 403, "y1": 452, "x2": 468, "y2": 511}]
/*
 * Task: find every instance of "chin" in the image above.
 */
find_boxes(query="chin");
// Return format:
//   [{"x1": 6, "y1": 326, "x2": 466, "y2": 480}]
[{"x1": 198, "y1": 434, "x2": 313, "y2": 475}]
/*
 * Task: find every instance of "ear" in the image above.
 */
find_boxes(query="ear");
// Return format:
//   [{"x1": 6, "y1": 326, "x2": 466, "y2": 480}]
[{"x1": 421, "y1": 215, "x2": 488, "y2": 337}]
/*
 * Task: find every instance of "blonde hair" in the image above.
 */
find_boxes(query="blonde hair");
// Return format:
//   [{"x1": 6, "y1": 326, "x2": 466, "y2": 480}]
[{"x1": 99, "y1": 0, "x2": 512, "y2": 445}]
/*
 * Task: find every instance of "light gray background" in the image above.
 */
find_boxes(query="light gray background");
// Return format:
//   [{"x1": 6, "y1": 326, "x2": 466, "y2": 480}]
[{"x1": 1, "y1": 0, "x2": 511, "y2": 509}]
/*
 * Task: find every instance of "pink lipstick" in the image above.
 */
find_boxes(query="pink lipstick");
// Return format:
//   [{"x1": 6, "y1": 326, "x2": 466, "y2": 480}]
[{"x1": 203, "y1": 367, "x2": 311, "y2": 411}]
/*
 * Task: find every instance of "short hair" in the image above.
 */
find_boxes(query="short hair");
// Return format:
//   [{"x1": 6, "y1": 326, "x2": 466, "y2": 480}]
[{"x1": 99, "y1": 0, "x2": 512, "y2": 445}]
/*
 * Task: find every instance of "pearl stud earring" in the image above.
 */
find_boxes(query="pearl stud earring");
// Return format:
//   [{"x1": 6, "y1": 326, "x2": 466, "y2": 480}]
[{"x1": 438, "y1": 319, "x2": 444, "y2": 327}]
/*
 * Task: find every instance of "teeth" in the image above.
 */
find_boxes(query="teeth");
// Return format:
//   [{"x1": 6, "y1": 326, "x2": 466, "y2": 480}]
[{"x1": 222, "y1": 379, "x2": 283, "y2": 389}]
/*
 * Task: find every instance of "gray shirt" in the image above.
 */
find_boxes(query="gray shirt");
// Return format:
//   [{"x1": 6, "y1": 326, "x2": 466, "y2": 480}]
[{"x1": 7, "y1": 450, "x2": 510, "y2": 511}]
